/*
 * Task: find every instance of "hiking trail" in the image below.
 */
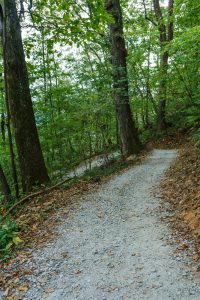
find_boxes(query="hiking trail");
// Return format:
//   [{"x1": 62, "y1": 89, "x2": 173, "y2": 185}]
[{"x1": 2, "y1": 149, "x2": 200, "y2": 300}]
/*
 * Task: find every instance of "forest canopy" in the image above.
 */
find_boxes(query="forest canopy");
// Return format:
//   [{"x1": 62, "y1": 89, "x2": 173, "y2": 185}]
[{"x1": 0, "y1": 0, "x2": 199, "y2": 199}]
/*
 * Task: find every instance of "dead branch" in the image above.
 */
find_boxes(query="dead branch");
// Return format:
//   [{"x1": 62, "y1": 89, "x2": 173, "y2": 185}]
[{"x1": 3, "y1": 177, "x2": 73, "y2": 219}]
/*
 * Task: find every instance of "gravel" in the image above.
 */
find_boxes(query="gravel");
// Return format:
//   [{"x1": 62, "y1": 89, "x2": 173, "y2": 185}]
[
  {"x1": 54, "y1": 151, "x2": 121, "y2": 179},
  {"x1": 2, "y1": 149, "x2": 200, "y2": 300}
]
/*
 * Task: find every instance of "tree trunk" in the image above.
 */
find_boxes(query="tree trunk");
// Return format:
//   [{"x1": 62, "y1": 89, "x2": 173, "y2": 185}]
[
  {"x1": 153, "y1": 0, "x2": 174, "y2": 131},
  {"x1": 156, "y1": 50, "x2": 169, "y2": 131},
  {"x1": 0, "y1": 1, "x2": 50, "y2": 191},
  {"x1": 0, "y1": 163, "x2": 11, "y2": 202},
  {"x1": 105, "y1": 0, "x2": 142, "y2": 156},
  {"x1": 6, "y1": 106, "x2": 19, "y2": 198}
]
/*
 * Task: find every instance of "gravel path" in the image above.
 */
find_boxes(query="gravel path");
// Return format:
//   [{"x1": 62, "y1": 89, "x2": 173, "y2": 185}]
[
  {"x1": 53, "y1": 151, "x2": 120, "y2": 180},
  {"x1": 5, "y1": 149, "x2": 200, "y2": 300}
]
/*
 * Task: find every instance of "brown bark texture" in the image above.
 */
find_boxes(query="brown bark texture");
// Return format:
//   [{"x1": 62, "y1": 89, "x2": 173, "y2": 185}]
[
  {"x1": 0, "y1": 163, "x2": 11, "y2": 201},
  {"x1": 105, "y1": 0, "x2": 142, "y2": 156},
  {"x1": 0, "y1": 0, "x2": 50, "y2": 192},
  {"x1": 153, "y1": 0, "x2": 174, "y2": 131}
]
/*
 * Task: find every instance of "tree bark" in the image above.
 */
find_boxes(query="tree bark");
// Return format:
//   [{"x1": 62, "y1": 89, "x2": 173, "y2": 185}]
[
  {"x1": 153, "y1": 0, "x2": 174, "y2": 131},
  {"x1": 6, "y1": 105, "x2": 19, "y2": 198},
  {"x1": 105, "y1": 0, "x2": 142, "y2": 156},
  {"x1": 0, "y1": 163, "x2": 11, "y2": 202},
  {"x1": 156, "y1": 50, "x2": 169, "y2": 131},
  {"x1": 0, "y1": 1, "x2": 50, "y2": 192}
]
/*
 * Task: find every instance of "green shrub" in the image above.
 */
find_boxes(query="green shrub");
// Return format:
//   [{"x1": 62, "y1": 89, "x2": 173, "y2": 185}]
[
  {"x1": 193, "y1": 128, "x2": 200, "y2": 149},
  {"x1": 0, "y1": 217, "x2": 23, "y2": 260},
  {"x1": 139, "y1": 128, "x2": 154, "y2": 143}
]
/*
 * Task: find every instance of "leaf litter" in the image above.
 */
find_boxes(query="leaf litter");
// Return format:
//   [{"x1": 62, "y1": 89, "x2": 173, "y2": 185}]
[{"x1": 161, "y1": 135, "x2": 200, "y2": 262}]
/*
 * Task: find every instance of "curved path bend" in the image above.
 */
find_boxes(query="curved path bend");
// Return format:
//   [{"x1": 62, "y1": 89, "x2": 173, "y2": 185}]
[{"x1": 8, "y1": 150, "x2": 200, "y2": 300}]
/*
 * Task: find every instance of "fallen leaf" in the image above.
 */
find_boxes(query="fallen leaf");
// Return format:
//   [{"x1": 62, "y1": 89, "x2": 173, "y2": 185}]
[
  {"x1": 43, "y1": 201, "x2": 54, "y2": 207},
  {"x1": 32, "y1": 224, "x2": 38, "y2": 231},
  {"x1": 23, "y1": 269, "x2": 33, "y2": 275},
  {"x1": 13, "y1": 236, "x2": 24, "y2": 245},
  {"x1": 105, "y1": 285, "x2": 119, "y2": 292},
  {"x1": 179, "y1": 243, "x2": 189, "y2": 250},
  {"x1": 18, "y1": 285, "x2": 29, "y2": 292},
  {"x1": 14, "y1": 278, "x2": 20, "y2": 284},
  {"x1": 107, "y1": 251, "x2": 114, "y2": 256},
  {"x1": 97, "y1": 213, "x2": 104, "y2": 218},
  {"x1": 192, "y1": 254, "x2": 199, "y2": 261},
  {"x1": 45, "y1": 287, "x2": 55, "y2": 293},
  {"x1": 4, "y1": 288, "x2": 10, "y2": 296}
]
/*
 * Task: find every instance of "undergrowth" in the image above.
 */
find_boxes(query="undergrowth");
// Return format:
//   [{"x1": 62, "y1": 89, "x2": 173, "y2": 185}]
[
  {"x1": 80, "y1": 157, "x2": 134, "y2": 181},
  {"x1": 193, "y1": 128, "x2": 200, "y2": 149},
  {"x1": 0, "y1": 217, "x2": 23, "y2": 261}
]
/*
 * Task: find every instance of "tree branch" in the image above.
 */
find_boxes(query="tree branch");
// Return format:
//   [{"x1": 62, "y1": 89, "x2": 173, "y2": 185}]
[
  {"x1": 19, "y1": 0, "x2": 25, "y2": 20},
  {"x1": 3, "y1": 177, "x2": 73, "y2": 219},
  {"x1": 142, "y1": 0, "x2": 157, "y2": 26}
]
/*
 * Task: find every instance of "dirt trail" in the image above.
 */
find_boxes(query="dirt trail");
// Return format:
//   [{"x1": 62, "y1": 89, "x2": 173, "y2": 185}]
[{"x1": 2, "y1": 149, "x2": 200, "y2": 300}]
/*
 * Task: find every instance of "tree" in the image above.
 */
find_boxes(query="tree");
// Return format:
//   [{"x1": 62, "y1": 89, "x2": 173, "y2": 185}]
[
  {"x1": 152, "y1": 0, "x2": 174, "y2": 131},
  {"x1": 0, "y1": 0, "x2": 50, "y2": 192},
  {"x1": 105, "y1": 0, "x2": 142, "y2": 155},
  {"x1": 0, "y1": 162, "x2": 11, "y2": 202}
]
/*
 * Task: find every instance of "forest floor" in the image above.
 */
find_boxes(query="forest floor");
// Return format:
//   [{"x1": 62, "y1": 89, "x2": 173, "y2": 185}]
[{"x1": 1, "y1": 146, "x2": 200, "y2": 300}]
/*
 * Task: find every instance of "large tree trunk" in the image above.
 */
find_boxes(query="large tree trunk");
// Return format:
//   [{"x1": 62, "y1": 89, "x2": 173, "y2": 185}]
[
  {"x1": 156, "y1": 50, "x2": 169, "y2": 131},
  {"x1": 105, "y1": 0, "x2": 142, "y2": 156},
  {"x1": 153, "y1": 0, "x2": 174, "y2": 131},
  {"x1": 0, "y1": 163, "x2": 11, "y2": 202},
  {"x1": 0, "y1": 72, "x2": 19, "y2": 198},
  {"x1": 0, "y1": 1, "x2": 50, "y2": 191}
]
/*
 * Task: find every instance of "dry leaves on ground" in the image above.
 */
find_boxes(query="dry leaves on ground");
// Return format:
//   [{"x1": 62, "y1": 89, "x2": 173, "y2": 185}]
[{"x1": 161, "y1": 137, "x2": 200, "y2": 257}]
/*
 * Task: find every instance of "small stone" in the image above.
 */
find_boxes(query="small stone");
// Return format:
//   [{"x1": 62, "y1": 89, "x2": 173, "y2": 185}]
[
  {"x1": 151, "y1": 269, "x2": 157, "y2": 273},
  {"x1": 137, "y1": 279, "x2": 143, "y2": 283},
  {"x1": 107, "y1": 263, "x2": 114, "y2": 268},
  {"x1": 189, "y1": 290, "x2": 195, "y2": 295},
  {"x1": 196, "y1": 265, "x2": 200, "y2": 272}
]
